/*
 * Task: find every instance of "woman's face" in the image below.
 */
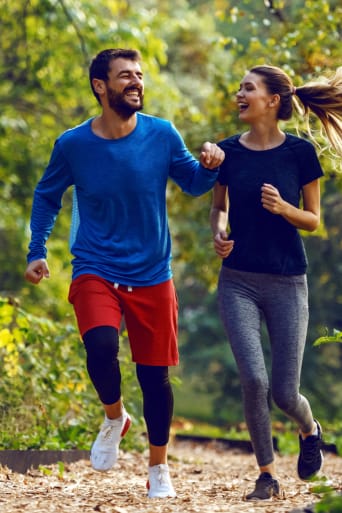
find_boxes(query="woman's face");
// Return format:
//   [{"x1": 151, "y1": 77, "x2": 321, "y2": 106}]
[{"x1": 236, "y1": 72, "x2": 276, "y2": 123}]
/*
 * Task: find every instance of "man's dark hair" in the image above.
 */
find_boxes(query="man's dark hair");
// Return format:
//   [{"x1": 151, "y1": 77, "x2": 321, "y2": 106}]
[{"x1": 89, "y1": 48, "x2": 141, "y2": 104}]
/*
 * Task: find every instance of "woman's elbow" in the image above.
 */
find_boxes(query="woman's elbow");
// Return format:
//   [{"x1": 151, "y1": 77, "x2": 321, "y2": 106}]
[{"x1": 307, "y1": 215, "x2": 321, "y2": 232}]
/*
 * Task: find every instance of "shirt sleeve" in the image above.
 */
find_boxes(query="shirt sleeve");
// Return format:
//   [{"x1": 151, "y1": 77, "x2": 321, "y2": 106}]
[
  {"x1": 297, "y1": 140, "x2": 324, "y2": 186},
  {"x1": 168, "y1": 123, "x2": 219, "y2": 196},
  {"x1": 27, "y1": 140, "x2": 73, "y2": 262}
]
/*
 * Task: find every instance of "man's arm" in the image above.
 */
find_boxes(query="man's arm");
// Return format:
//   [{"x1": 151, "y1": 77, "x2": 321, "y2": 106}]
[
  {"x1": 25, "y1": 140, "x2": 73, "y2": 280},
  {"x1": 169, "y1": 125, "x2": 225, "y2": 196}
]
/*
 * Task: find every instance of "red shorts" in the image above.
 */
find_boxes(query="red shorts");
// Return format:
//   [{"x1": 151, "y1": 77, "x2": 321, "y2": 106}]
[{"x1": 68, "y1": 274, "x2": 179, "y2": 366}]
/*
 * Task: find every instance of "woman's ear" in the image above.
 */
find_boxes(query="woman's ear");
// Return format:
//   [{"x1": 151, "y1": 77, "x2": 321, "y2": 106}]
[{"x1": 269, "y1": 94, "x2": 281, "y2": 107}]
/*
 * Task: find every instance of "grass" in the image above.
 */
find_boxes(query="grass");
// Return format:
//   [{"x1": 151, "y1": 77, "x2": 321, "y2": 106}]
[{"x1": 172, "y1": 416, "x2": 342, "y2": 457}]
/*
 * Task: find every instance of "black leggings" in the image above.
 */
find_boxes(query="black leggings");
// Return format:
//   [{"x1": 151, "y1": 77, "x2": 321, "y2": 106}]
[{"x1": 83, "y1": 326, "x2": 173, "y2": 446}]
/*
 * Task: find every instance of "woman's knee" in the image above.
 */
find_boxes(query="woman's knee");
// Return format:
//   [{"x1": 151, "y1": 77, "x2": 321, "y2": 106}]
[
  {"x1": 243, "y1": 374, "x2": 268, "y2": 398},
  {"x1": 273, "y1": 388, "x2": 298, "y2": 413}
]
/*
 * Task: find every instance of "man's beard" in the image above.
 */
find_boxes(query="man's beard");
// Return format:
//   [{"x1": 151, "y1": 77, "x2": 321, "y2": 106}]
[{"x1": 107, "y1": 86, "x2": 144, "y2": 120}]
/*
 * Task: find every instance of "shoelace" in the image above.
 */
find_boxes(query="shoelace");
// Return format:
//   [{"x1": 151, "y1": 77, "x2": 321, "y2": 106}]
[
  {"x1": 256, "y1": 475, "x2": 274, "y2": 488},
  {"x1": 302, "y1": 436, "x2": 321, "y2": 460},
  {"x1": 156, "y1": 467, "x2": 169, "y2": 485},
  {"x1": 100, "y1": 423, "x2": 119, "y2": 441}
]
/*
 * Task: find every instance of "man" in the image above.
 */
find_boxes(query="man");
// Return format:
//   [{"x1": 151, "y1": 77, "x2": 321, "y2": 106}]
[{"x1": 24, "y1": 48, "x2": 224, "y2": 499}]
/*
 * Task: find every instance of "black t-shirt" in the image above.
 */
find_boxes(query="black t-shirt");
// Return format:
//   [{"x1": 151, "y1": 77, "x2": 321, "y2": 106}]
[{"x1": 217, "y1": 133, "x2": 324, "y2": 275}]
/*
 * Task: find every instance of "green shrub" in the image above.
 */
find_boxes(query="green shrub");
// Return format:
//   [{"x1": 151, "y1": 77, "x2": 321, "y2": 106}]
[{"x1": 0, "y1": 297, "x2": 145, "y2": 450}]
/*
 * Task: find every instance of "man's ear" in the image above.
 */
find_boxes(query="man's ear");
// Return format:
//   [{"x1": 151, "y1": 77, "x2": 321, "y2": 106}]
[{"x1": 92, "y1": 78, "x2": 106, "y2": 97}]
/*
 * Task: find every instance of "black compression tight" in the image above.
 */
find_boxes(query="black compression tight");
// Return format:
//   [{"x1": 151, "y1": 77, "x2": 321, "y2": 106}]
[
  {"x1": 136, "y1": 364, "x2": 174, "y2": 446},
  {"x1": 82, "y1": 326, "x2": 173, "y2": 446},
  {"x1": 83, "y1": 326, "x2": 121, "y2": 405}
]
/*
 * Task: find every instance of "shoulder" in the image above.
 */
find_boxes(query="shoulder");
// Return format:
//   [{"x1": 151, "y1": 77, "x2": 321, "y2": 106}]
[
  {"x1": 284, "y1": 133, "x2": 324, "y2": 180},
  {"x1": 284, "y1": 133, "x2": 317, "y2": 154},
  {"x1": 56, "y1": 118, "x2": 93, "y2": 144},
  {"x1": 137, "y1": 113, "x2": 184, "y2": 149},
  {"x1": 137, "y1": 112, "x2": 173, "y2": 132},
  {"x1": 217, "y1": 134, "x2": 241, "y2": 152}
]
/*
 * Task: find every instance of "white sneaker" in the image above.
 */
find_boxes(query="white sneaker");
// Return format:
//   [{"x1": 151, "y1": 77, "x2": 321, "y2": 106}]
[
  {"x1": 147, "y1": 464, "x2": 177, "y2": 498},
  {"x1": 90, "y1": 410, "x2": 131, "y2": 471}
]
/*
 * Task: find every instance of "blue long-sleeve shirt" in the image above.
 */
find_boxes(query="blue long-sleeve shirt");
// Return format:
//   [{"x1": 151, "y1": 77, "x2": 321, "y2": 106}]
[{"x1": 27, "y1": 113, "x2": 218, "y2": 286}]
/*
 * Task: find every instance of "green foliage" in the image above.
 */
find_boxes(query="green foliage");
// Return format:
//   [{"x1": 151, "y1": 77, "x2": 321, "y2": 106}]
[
  {"x1": 174, "y1": 416, "x2": 342, "y2": 458},
  {"x1": 0, "y1": 0, "x2": 341, "y2": 442},
  {"x1": 0, "y1": 297, "x2": 145, "y2": 450},
  {"x1": 314, "y1": 329, "x2": 342, "y2": 346},
  {"x1": 314, "y1": 492, "x2": 342, "y2": 513},
  {"x1": 175, "y1": 419, "x2": 251, "y2": 440}
]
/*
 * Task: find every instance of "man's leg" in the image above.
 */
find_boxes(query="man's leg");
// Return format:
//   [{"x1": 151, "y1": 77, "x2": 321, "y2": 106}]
[
  {"x1": 83, "y1": 326, "x2": 131, "y2": 471},
  {"x1": 136, "y1": 364, "x2": 176, "y2": 498},
  {"x1": 115, "y1": 280, "x2": 178, "y2": 497}
]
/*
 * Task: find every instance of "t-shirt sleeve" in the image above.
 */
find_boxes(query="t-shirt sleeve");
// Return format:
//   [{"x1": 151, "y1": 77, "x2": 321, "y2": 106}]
[{"x1": 297, "y1": 140, "x2": 324, "y2": 186}]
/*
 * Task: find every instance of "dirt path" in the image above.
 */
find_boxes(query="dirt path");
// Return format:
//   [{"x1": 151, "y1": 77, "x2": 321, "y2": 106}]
[{"x1": 1, "y1": 440, "x2": 341, "y2": 513}]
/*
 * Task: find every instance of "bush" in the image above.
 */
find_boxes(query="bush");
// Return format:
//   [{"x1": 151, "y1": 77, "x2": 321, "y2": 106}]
[{"x1": 0, "y1": 297, "x2": 145, "y2": 450}]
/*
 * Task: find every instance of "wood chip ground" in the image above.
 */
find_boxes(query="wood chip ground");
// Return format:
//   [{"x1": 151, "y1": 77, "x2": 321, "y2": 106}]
[{"x1": 1, "y1": 440, "x2": 341, "y2": 513}]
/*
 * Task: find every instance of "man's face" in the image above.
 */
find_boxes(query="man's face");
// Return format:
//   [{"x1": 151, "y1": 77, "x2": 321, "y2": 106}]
[{"x1": 105, "y1": 58, "x2": 144, "y2": 119}]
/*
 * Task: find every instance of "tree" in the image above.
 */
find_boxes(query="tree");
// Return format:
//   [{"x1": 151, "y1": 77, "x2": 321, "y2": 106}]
[{"x1": 0, "y1": 0, "x2": 341, "y2": 429}]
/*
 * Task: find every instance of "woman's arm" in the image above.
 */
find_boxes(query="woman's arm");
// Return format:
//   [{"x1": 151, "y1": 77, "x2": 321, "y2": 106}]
[
  {"x1": 210, "y1": 182, "x2": 234, "y2": 258},
  {"x1": 261, "y1": 179, "x2": 321, "y2": 232}
]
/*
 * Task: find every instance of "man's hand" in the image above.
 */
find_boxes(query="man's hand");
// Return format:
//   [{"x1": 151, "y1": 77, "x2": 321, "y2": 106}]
[
  {"x1": 200, "y1": 142, "x2": 225, "y2": 169},
  {"x1": 24, "y1": 259, "x2": 50, "y2": 284},
  {"x1": 213, "y1": 232, "x2": 234, "y2": 259}
]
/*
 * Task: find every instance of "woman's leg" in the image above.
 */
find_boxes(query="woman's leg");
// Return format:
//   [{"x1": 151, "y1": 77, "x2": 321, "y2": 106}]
[
  {"x1": 218, "y1": 267, "x2": 275, "y2": 468},
  {"x1": 263, "y1": 274, "x2": 323, "y2": 481},
  {"x1": 263, "y1": 274, "x2": 314, "y2": 434}
]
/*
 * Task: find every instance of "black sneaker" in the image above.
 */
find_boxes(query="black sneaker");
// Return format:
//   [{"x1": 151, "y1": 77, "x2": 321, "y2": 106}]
[
  {"x1": 246, "y1": 472, "x2": 280, "y2": 500},
  {"x1": 297, "y1": 420, "x2": 324, "y2": 481}
]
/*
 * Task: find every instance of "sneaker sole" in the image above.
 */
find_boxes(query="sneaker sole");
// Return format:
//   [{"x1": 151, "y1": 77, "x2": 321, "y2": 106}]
[
  {"x1": 246, "y1": 497, "x2": 273, "y2": 501},
  {"x1": 246, "y1": 491, "x2": 280, "y2": 501}
]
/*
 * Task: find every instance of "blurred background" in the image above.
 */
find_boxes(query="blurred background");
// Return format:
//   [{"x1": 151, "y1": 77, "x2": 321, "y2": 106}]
[{"x1": 0, "y1": 0, "x2": 341, "y2": 452}]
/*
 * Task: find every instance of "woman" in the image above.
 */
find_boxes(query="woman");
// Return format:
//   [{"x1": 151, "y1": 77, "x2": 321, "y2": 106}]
[{"x1": 210, "y1": 65, "x2": 342, "y2": 500}]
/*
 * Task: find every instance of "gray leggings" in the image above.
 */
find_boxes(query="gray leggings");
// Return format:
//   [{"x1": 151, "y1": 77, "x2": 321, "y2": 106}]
[{"x1": 218, "y1": 266, "x2": 314, "y2": 467}]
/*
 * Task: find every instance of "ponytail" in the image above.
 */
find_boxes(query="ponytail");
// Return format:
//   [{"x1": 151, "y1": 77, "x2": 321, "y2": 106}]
[
  {"x1": 295, "y1": 67, "x2": 342, "y2": 157},
  {"x1": 251, "y1": 65, "x2": 342, "y2": 157}
]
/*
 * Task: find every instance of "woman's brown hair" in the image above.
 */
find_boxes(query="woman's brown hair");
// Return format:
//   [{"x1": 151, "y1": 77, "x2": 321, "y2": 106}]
[{"x1": 250, "y1": 65, "x2": 342, "y2": 157}]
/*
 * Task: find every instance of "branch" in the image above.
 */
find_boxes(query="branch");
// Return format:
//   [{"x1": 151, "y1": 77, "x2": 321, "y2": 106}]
[
  {"x1": 56, "y1": 0, "x2": 90, "y2": 66},
  {"x1": 264, "y1": 0, "x2": 287, "y2": 23}
]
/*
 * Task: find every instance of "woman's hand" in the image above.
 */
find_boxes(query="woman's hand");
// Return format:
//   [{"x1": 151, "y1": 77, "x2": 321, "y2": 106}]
[
  {"x1": 213, "y1": 231, "x2": 234, "y2": 258},
  {"x1": 261, "y1": 183, "x2": 286, "y2": 215},
  {"x1": 261, "y1": 180, "x2": 321, "y2": 232}
]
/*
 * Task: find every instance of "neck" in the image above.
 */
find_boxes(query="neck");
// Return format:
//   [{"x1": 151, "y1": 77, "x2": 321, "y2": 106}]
[
  {"x1": 91, "y1": 110, "x2": 138, "y2": 140},
  {"x1": 240, "y1": 124, "x2": 285, "y2": 150}
]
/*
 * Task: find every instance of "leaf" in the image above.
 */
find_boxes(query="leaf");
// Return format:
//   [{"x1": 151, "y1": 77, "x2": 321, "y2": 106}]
[{"x1": 313, "y1": 330, "x2": 342, "y2": 346}]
